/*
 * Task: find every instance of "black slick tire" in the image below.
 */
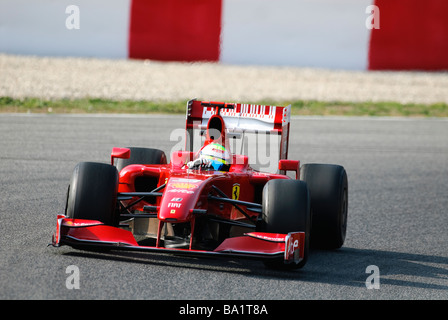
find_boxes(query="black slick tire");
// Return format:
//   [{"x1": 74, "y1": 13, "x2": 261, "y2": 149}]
[
  {"x1": 65, "y1": 162, "x2": 119, "y2": 226},
  {"x1": 300, "y1": 164, "x2": 348, "y2": 249},
  {"x1": 261, "y1": 179, "x2": 311, "y2": 270}
]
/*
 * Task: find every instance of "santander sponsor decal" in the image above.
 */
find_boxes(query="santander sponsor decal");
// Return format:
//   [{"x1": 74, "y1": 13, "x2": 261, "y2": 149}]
[{"x1": 167, "y1": 178, "x2": 203, "y2": 194}]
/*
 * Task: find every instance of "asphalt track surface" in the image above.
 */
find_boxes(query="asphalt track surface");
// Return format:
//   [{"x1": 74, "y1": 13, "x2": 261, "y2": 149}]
[{"x1": 1, "y1": 113, "x2": 447, "y2": 301}]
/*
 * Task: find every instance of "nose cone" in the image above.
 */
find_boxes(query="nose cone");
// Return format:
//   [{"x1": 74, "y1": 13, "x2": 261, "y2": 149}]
[{"x1": 158, "y1": 178, "x2": 204, "y2": 222}]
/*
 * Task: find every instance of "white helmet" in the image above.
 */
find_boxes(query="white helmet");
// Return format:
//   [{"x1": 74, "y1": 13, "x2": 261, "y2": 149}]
[{"x1": 199, "y1": 142, "x2": 231, "y2": 170}]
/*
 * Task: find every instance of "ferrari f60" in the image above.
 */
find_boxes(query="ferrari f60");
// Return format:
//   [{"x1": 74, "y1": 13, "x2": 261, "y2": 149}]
[{"x1": 52, "y1": 99, "x2": 348, "y2": 269}]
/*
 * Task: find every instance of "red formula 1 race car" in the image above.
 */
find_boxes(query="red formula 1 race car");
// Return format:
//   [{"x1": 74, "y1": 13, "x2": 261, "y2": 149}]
[{"x1": 52, "y1": 99, "x2": 348, "y2": 270}]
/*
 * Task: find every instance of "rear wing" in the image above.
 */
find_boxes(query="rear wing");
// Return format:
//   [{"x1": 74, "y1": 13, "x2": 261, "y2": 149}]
[{"x1": 185, "y1": 99, "x2": 291, "y2": 161}]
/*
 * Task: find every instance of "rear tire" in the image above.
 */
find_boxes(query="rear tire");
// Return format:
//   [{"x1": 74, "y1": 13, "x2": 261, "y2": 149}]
[
  {"x1": 261, "y1": 179, "x2": 311, "y2": 269},
  {"x1": 65, "y1": 162, "x2": 119, "y2": 226},
  {"x1": 300, "y1": 164, "x2": 348, "y2": 249}
]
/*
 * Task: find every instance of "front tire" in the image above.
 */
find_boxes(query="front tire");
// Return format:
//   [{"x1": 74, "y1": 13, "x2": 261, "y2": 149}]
[
  {"x1": 65, "y1": 162, "x2": 119, "y2": 226},
  {"x1": 300, "y1": 164, "x2": 348, "y2": 249},
  {"x1": 261, "y1": 179, "x2": 311, "y2": 269}
]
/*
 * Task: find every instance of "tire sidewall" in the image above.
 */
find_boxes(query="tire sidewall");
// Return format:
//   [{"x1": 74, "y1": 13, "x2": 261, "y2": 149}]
[
  {"x1": 261, "y1": 179, "x2": 311, "y2": 269},
  {"x1": 66, "y1": 162, "x2": 119, "y2": 226},
  {"x1": 301, "y1": 164, "x2": 348, "y2": 249}
]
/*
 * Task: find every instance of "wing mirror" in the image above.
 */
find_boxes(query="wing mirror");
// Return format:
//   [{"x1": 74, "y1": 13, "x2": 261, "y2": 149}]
[{"x1": 278, "y1": 159, "x2": 300, "y2": 179}]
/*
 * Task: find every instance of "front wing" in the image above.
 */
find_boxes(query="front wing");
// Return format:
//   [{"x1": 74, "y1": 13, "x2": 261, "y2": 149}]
[{"x1": 52, "y1": 215, "x2": 305, "y2": 264}]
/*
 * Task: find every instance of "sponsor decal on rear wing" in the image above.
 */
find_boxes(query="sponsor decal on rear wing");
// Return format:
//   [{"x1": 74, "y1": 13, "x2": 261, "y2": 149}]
[{"x1": 187, "y1": 99, "x2": 290, "y2": 133}]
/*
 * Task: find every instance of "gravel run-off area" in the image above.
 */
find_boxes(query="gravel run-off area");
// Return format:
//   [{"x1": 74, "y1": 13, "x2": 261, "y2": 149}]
[{"x1": 1, "y1": 53, "x2": 448, "y2": 104}]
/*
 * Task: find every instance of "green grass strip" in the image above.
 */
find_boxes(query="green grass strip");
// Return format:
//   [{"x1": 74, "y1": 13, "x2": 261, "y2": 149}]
[{"x1": 1, "y1": 96, "x2": 447, "y2": 117}]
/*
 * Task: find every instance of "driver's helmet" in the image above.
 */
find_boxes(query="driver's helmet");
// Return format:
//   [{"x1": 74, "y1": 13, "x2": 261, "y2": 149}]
[{"x1": 199, "y1": 142, "x2": 231, "y2": 171}]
